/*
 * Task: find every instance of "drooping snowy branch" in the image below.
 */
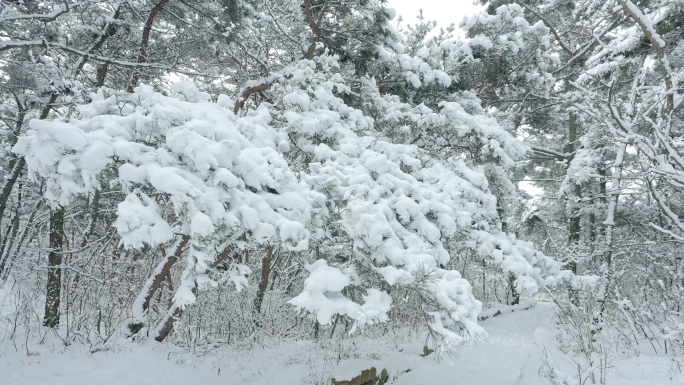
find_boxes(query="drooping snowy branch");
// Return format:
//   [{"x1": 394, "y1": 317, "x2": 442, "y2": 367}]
[{"x1": 14, "y1": 82, "x2": 315, "y2": 330}]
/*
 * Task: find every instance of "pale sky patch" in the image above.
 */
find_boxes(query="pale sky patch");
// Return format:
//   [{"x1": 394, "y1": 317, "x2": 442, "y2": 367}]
[{"x1": 388, "y1": 0, "x2": 485, "y2": 36}]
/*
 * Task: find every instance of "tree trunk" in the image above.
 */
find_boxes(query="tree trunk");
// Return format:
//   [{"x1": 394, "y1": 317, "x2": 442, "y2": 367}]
[
  {"x1": 128, "y1": 0, "x2": 169, "y2": 92},
  {"x1": 565, "y1": 112, "x2": 581, "y2": 306},
  {"x1": 565, "y1": 112, "x2": 581, "y2": 246},
  {"x1": 254, "y1": 247, "x2": 274, "y2": 314},
  {"x1": 80, "y1": 190, "x2": 100, "y2": 247},
  {"x1": 599, "y1": 146, "x2": 625, "y2": 316},
  {"x1": 499, "y1": 206, "x2": 519, "y2": 305},
  {"x1": 152, "y1": 246, "x2": 234, "y2": 341},
  {"x1": 43, "y1": 208, "x2": 64, "y2": 328},
  {"x1": 1, "y1": 92, "x2": 58, "y2": 219},
  {"x1": 129, "y1": 235, "x2": 190, "y2": 335},
  {"x1": 154, "y1": 285, "x2": 197, "y2": 342},
  {"x1": 1, "y1": 199, "x2": 42, "y2": 281}
]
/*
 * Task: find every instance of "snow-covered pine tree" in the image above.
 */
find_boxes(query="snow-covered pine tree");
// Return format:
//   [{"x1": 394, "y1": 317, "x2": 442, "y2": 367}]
[
  {"x1": 13, "y1": 83, "x2": 314, "y2": 341},
  {"x1": 255, "y1": 38, "x2": 572, "y2": 355},
  {"x1": 468, "y1": 0, "x2": 684, "y2": 376},
  {"x1": 1, "y1": 0, "x2": 631, "y2": 371}
]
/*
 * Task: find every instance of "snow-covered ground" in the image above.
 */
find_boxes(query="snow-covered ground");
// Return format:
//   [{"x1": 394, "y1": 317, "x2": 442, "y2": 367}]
[{"x1": 1, "y1": 302, "x2": 681, "y2": 385}]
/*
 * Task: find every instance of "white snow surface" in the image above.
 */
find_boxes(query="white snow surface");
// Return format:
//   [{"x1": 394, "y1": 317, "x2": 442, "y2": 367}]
[{"x1": 2, "y1": 301, "x2": 680, "y2": 385}]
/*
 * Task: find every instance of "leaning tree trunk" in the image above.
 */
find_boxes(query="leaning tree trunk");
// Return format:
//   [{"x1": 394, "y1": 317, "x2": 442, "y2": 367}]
[
  {"x1": 43, "y1": 208, "x2": 64, "y2": 328},
  {"x1": 153, "y1": 245, "x2": 235, "y2": 341},
  {"x1": 154, "y1": 289, "x2": 194, "y2": 342},
  {"x1": 127, "y1": 0, "x2": 169, "y2": 92},
  {"x1": 254, "y1": 247, "x2": 275, "y2": 314},
  {"x1": 128, "y1": 236, "x2": 190, "y2": 335}
]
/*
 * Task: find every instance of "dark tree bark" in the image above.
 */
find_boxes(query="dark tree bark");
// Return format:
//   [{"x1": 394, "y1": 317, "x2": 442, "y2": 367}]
[
  {"x1": 566, "y1": 112, "x2": 581, "y2": 246},
  {"x1": 127, "y1": 0, "x2": 170, "y2": 92},
  {"x1": 564, "y1": 112, "x2": 581, "y2": 306},
  {"x1": 154, "y1": 285, "x2": 197, "y2": 342},
  {"x1": 152, "y1": 246, "x2": 234, "y2": 341},
  {"x1": 128, "y1": 235, "x2": 190, "y2": 335},
  {"x1": 254, "y1": 247, "x2": 274, "y2": 314},
  {"x1": 43, "y1": 208, "x2": 64, "y2": 328}
]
